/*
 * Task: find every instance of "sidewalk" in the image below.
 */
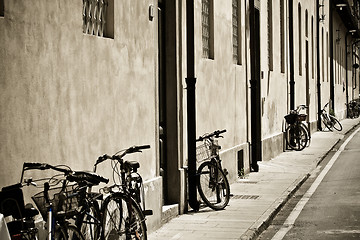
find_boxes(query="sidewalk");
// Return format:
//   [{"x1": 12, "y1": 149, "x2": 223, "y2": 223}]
[{"x1": 148, "y1": 118, "x2": 360, "y2": 240}]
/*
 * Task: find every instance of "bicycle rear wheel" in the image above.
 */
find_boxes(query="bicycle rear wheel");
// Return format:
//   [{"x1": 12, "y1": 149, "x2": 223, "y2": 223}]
[
  {"x1": 101, "y1": 193, "x2": 147, "y2": 240},
  {"x1": 197, "y1": 161, "x2": 230, "y2": 210},
  {"x1": 330, "y1": 115, "x2": 342, "y2": 131},
  {"x1": 285, "y1": 124, "x2": 308, "y2": 151},
  {"x1": 321, "y1": 113, "x2": 333, "y2": 131}
]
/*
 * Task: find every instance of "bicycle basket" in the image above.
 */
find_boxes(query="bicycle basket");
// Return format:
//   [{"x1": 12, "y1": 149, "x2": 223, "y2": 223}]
[
  {"x1": 297, "y1": 114, "x2": 307, "y2": 122},
  {"x1": 31, "y1": 184, "x2": 80, "y2": 220},
  {"x1": 284, "y1": 113, "x2": 297, "y2": 124},
  {"x1": 196, "y1": 140, "x2": 219, "y2": 163},
  {"x1": 196, "y1": 142, "x2": 211, "y2": 162}
]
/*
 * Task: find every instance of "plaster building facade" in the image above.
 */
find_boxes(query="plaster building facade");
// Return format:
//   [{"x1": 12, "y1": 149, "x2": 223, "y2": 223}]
[{"x1": 1, "y1": 0, "x2": 359, "y2": 233}]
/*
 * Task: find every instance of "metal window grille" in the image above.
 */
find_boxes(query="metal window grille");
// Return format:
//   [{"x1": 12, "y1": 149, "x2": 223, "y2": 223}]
[
  {"x1": 232, "y1": 0, "x2": 239, "y2": 64},
  {"x1": 202, "y1": 0, "x2": 210, "y2": 58},
  {"x1": 83, "y1": 0, "x2": 108, "y2": 37}
]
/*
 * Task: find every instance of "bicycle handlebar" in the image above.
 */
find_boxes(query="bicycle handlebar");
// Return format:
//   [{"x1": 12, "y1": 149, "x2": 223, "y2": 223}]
[
  {"x1": 23, "y1": 162, "x2": 71, "y2": 174},
  {"x1": 196, "y1": 129, "x2": 227, "y2": 142},
  {"x1": 23, "y1": 162, "x2": 109, "y2": 186},
  {"x1": 95, "y1": 145, "x2": 151, "y2": 167}
]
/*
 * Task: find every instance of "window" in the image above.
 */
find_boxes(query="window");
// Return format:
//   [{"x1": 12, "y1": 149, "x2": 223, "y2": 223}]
[
  {"x1": 280, "y1": 0, "x2": 285, "y2": 73},
  {"x1": 232, "y1": 0, "x2": 241, "y2": 65},
  {"x1": 322, "y1": 28, "x2": 324, "y2": 82},
  {"x1": 0, "y1": 0, "x2": 4, "y2": 17},
  {"x1": 312, "y1": 16, "x2": 314, "y2": 79},
  {"x1": 298, "y1": 4, "x2": 302, "y2": 76},
  {"x1": 268, "y1": 0, "x2": 273, "y2": 71},
  {"x1": 83, "y1": 0, "x2": 114, "y2": 38},
  {"x1": 202, "y1": 0, "x2": 214, "y2": 59},
  {"x1": 327, "y1": 32, "x2": 329, "y2": 82}
]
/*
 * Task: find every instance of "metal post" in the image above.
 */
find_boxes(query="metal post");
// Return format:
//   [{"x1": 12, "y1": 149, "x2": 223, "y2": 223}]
[{"x1": 186, "y1": 0, "x2": 199, "y2": 211}]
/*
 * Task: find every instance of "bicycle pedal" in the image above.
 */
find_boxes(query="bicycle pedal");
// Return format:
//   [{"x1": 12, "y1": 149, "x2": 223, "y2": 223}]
[{"x1": 143, "y1": 209, "x2": 153, "y2": 216}]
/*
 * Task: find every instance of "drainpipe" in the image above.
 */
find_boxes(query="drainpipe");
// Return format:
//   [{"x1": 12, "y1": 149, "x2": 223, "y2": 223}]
[
  {"x1": 186, "y1": 0, "x2": 199, "y2": 211},
  {"x1": 289, "y1": 0, "x2": 295, "y2": 110},
  {"x1": 316, "y1": 0, "x2": 322, "y2": 130},
  {"x1": 345, "y1": 33, "x2": 349, "y2": 117},
  {"x1": 329, "y1": 1, "x2": 335, "y2": 112}
]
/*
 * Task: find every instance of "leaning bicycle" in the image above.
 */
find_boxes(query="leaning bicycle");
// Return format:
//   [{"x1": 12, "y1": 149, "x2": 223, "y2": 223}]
[
  {"x1": 320, "y1": 102, "x2": 342, "y2": 131},
  {"x1": 95, "y1": 145, "x2": 152, "y2": 240},
  {"x1": 196, "y1": 129, "x2": 230, "y2": 210}
]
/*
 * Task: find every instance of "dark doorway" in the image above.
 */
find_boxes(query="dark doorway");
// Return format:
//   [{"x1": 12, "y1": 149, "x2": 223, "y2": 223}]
[
  {"x1": 158, "y1": 0, "x2": 180, "y2": 206},
  {"x1": 250, "y1": 7, "x2": 261, "y2": 172}
]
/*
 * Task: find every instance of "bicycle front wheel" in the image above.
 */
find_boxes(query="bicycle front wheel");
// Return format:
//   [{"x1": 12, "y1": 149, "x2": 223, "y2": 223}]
[
  {"x1": 330, "y1": 115, "x2": 342, "y2": 131},
  {"x1": 75, "y1": 199, "x2": 101, "y2": 240},
  {"x1": 101, "y1": 193, "x2": 147, "y2": 240},
  {"x1": 55, "y1": 224, "x2": 86, "y2": 240},
  {"x1": 197, "y1": 161, "x2": 230, "y2": 210}
]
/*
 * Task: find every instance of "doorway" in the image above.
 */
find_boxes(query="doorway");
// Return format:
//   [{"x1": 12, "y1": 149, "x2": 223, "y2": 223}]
[
  {"x1": 158, "y1": 0, "x2": 180, "y2": 205},
  {"x1": 250, "y1": 7, "x2": 261, "y2": 172}
]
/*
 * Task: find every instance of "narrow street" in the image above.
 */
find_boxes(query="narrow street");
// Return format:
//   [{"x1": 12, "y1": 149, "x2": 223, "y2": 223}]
[{"x1": 258, "y1": 126, "x2": 360, "y2": 240}]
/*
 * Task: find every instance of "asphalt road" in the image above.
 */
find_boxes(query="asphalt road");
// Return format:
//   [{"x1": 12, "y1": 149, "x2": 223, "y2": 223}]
[{"x1": 258, "y1": 126, "x2": 360, "y2": 240}]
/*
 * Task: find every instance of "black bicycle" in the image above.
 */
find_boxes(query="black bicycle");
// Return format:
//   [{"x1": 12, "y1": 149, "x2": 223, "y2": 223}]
[
  {"x1": 196, "y1": 129, "x2": 230, "y2": 210},
  {"x1": 284, "y1": 105, "x2": 310, "y2": 151},
  {"x1": 95, "y1": 145, "x2": 152, "y2": 240},
  {"x1": 19, "y1": 162, "x2": 87, "y2": 240},
  {"x1": 320, "y1": 102, "x2": 342, "y2": 131}
]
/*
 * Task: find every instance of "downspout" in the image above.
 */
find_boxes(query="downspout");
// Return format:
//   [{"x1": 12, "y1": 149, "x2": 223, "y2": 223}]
[
  {"x1": 289, "y1": 0, "x2": 295, "y2": 110},
  {"x1": 329, "y1": 1, "x2": 335, "y2": 112},
  {"x1": 186, "y1": 0, "x2": 199, "y2": 211},
  {"x1": 345, "y1": 32, "x2": 349, "y2": 117},
  {"x1": 316, "y1": 0, "x2": 322, "y2": 130}
]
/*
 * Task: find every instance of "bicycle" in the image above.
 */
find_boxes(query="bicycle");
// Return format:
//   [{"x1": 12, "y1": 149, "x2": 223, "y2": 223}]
[
  {"x1": 320, "y1": 102, "x2": 343, "y2": 131},
  {"x1": 284, "y1": 105, "x2": 310, "y2": 151},
  {"x1": 23, "y1": 162, "x2": 86, "y2": 240},
  {"x1": 65, "y1": 170, "x2": 109, "y2": 240},
  {"x1": 94, "y1": 145, "x2": 152, "y2": 240},
  {"x1": 346, "y1": 100, "x2": 360, "y2": 119},
  {"x1": 195, "y1": 129, "x2": 230, "y2": 211},
  {"x1": 0, "y1": 177, "x2": 40, "y2": 240}
]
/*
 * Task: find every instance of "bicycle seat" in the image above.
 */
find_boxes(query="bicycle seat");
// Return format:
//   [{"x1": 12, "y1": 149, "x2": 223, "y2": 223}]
[
  {"x1": 24, "y1": 203, "x2": 39, "y2": 218},
  {"x1": 124, "y1": 161, "x2": 140, "y2": 172}
]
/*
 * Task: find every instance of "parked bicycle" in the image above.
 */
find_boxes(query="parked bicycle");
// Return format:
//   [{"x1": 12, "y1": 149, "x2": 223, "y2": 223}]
[
  {"x1": 320, "y1": 102, "x2": 342, "y2": 131},
  {"x1": 284, "y1": 105, "x2": 310, "y2": 151},
  {"x1": 94, "y1": 145, "x2": 152, "y2": 240},
  {"x1": 0, "y1": 176, "x2": 40, "y2": 240},
  {"x1": 346, "y1": 100, "x2": 360, "y2": 119},
  {"x1": 195, "y1": 129, "x2": 230, "y2": 210}
]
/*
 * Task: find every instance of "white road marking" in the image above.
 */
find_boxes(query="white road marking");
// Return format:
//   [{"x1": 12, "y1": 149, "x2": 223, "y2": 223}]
[{"x1": 271, "y1": 126, "x2": 360, "y2": 240}]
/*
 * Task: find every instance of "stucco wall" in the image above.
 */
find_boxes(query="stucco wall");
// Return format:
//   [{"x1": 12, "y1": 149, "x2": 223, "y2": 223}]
[{"x1": 0, "y1": 0, "x2": 161, "y2": 229}]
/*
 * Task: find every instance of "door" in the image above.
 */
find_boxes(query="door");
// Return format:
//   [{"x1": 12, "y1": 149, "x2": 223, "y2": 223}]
[{"x1": 250, "y1": 7, "x2": 261, "y2": 172}]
